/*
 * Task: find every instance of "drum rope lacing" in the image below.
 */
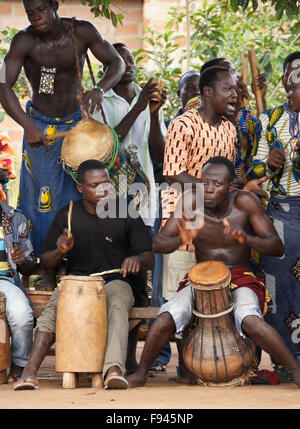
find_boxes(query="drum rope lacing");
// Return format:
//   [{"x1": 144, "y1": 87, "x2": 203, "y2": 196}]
[{"x1": 192, "y1": 305, "x2": 234, "y2": 319}]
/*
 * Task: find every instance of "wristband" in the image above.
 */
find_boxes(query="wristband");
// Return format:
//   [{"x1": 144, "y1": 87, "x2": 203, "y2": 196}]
[{"x1": 94, "y1": 85, "x2": 104, "y2": 93}]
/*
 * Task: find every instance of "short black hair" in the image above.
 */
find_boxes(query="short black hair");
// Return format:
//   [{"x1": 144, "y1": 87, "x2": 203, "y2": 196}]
[
  {"x1": 200, "y1": 58, "x2": 227, "y2": 74},
  {"x1": 77, "y1": 160, "x2": 107, "y2": 183},
  {"x1": 202, "y1": 156, "x2": 235, "y2": 182},
  {"x1": 24, "y1": 0, "x2": 54, "y2": 5},
  {"x1": 178, "y1": 70, "x2": 200, "y2": 90},
  {"x1": 113, "y1": 43, "x2": 128, "y2": 51},
  {"x1": 283, "y1": 51, "x2": 300, "y2": 72},
  {"x1": 199, "y1": 66, "x2": 232, "y2": 95}
]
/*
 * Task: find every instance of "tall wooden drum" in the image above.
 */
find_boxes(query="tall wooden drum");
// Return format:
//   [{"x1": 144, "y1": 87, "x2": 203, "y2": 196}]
[
  {"x1": 183, "y1": 261, "x2": 255, "y2": 385},
  {"x1": 0, "y1": 292, "x2": 10, "y2": 385},
  {"x1": 56, "y1": 276, "x2": 107, "y2": 388}
]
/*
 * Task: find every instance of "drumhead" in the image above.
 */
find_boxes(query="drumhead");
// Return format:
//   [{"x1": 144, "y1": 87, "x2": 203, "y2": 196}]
[
  {"x1": 188, "y1": 261, "x2": 231, "y2": 288},
  {"x1": 61, "y1": 118, "x2": 114, "y2": 169}
]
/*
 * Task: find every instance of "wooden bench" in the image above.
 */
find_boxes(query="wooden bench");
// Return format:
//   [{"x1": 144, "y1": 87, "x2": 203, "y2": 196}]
[{"x1": 27, "y1": 290, "x2": 159, "y2": 331}]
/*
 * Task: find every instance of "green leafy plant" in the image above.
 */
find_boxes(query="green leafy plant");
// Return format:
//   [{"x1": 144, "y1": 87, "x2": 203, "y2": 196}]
[
  {"x1": 62, "y1": 0, "x2": 124, "y2": 27},
  {"x1": 134, "y1": 1, "x2": 299, "y2": 116}
]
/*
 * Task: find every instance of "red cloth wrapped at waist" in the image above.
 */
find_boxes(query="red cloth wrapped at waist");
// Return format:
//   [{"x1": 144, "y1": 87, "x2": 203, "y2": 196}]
[{"x1": 177, "y1": 267, "x2": 272, "y2": 317}]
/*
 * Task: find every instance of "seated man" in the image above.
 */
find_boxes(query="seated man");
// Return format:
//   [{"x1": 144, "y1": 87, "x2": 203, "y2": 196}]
[
  {"x1": 128, "y1": 156, "x2": 300, "y2": 388},
  {"x1": 14, "y1": 159, "x2": 154, "y2": 391},
  {"x1": 0, "y1": 186, "x2": 36, "y2": 382}
]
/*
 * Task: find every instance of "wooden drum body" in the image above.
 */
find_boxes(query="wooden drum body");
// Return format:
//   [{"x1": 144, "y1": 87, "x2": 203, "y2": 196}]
[
  {"x1": 56, "y1": 275, "x2": 107, "y2": 388},
  {"x1": 0, "y1": 292, "x2": 10, "y2": 384},
  {"x1": 183, "y1": 262, "x2": 255, "y2": 385}
]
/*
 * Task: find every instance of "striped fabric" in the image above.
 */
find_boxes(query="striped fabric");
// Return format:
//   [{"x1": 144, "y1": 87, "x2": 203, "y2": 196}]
[{"x1": 251, "y1": 103, "x2": 300, "y2": 196}]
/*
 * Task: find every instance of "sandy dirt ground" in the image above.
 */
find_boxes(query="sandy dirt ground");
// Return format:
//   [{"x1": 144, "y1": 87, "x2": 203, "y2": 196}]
[{"x1": 1, "y1": 342, "x2": 300, "y2": 411}]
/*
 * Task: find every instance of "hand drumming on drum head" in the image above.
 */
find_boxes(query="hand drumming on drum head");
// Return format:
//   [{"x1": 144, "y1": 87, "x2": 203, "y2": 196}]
[
  {"x1": 223, "y1": 218, "x2": 247, "y2": 245},
  {"x1": 57, "y1": 228, "x2": 74, "y2": 254}
]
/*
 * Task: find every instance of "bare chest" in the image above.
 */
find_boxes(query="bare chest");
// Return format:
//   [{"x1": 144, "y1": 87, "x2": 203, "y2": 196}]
[{"x1": 24, "y1": 34, "x2": 85, "y2": 73}]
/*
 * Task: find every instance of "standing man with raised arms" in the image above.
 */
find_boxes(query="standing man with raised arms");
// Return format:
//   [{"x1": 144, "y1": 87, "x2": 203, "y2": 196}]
[{"x1": 0, "y1": 0, "x2": 125, "y2": 287}]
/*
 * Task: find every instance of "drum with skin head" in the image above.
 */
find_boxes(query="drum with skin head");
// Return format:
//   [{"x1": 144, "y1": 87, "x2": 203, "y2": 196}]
[
  {"x1": 56, "y1": 275, "x2": 107, "y2": 387},
  {"x1": 60, "y1": 118, "x2": 150, "y2": 203},
  {"x1": 183, "y1": 261, "x2": 255, "y2": 384}
]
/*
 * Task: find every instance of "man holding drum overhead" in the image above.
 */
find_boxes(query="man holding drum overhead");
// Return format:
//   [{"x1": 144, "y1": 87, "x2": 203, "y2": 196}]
[
  {"x1": 128, "y1": 157, "x2": 300, "y2": 388},
  {"x1": 13, "y1": 160, "x2": 154, "y2": 391},
  {"x1": 0, "y1": 0, "x2": 125, "y2": 287}
]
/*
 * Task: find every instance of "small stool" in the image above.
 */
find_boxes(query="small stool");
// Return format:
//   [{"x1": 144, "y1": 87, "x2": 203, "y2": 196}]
[{"x1": 0, "y1": 292, "x2": 10, "y2": 384}]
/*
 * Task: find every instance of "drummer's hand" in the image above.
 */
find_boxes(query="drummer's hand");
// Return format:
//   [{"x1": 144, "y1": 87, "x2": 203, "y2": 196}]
[
  {"x1": 56, "y1": 229, "x2": 74, "y2": 254},
  {"x1": 82, "y1": 88, "x2": 104, "y2": 115},
  {"x1": 223, "y1": 218, "x2": 247, "y2": 244},
  {"x1": 150, "y1": 88, "x2": 167, "y2": 115},
  {"x1": 136, "y1": 79, "x2": 159, "y2": 112},
  {"x1": 10, "y1": 245, "x2": 26, "y2": 265},
  {"x1": 24, "y1": 122, "x2": 50, "y2": 153},
  {"x1": 177, "y1": 213, "x2": 203, "y2": 245},
  {"x1": 243, "y1": 176, "x2": 269, "y2": 200},
  {"x1": 251, "y1": 71, "x2": 268, "y2": 98},
  {"x1": 121, "y1": 256, "x2": 141, "y2": 277},
  {"x1": 267, "y1": 148, "x2": 286, "y2": 170}
]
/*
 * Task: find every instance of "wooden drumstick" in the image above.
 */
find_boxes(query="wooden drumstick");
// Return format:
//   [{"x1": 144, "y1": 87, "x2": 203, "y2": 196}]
[
  {"x1": 67, "y1": 200, "x2": 73, "y2": 238},
  {"x1": 90, "y1": 268, "x2": 122, "y2": 277},
  {"x1": 241, "y1": 53, "x2": 249, "y2": 108},
  {"x1": 248, "y1": 50, "x2": 264, "y2": 116},
  {"x1": 3, "y1": 233, "x2": 14, "y2": 252}
]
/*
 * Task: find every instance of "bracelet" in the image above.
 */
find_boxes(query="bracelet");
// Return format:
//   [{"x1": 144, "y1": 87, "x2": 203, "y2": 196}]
[{"x1": 94, "y1": 85, "x2": 104, "y2": 93}]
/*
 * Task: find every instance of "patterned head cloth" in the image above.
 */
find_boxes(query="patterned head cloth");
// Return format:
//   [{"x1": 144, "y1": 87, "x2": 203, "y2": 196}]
[
  {"x1": 184, "y1": 96, "x2": 201, "y2": 112},
  {"x1": 0, "y1": 133, "x2": 16, "y2": 180}
]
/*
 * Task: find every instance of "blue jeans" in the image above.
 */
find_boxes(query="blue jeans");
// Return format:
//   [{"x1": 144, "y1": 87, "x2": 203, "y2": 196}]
[
  {"x1": 0, "y1": 280, "x2": 34, "y2": 367},
  {"x1": 150, "y1": 195, "x2": 171, "y2": 366}
]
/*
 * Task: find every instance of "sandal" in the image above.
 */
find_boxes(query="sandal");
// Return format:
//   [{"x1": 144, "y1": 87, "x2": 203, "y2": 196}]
[
  {"x1": 104, "y1": 374, "x2": 128, "y2": 390},
  {"x1": 149, "y1": 361, "x2": 167, "y2": 373},
  {"x1": 13, "y1": 376, "x2": 39, "y2": 391}
]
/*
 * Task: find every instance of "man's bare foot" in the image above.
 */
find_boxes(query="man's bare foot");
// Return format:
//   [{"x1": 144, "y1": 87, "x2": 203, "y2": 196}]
[
  {"x1": 8, "y1": 363, "x2": 24, "y2": 383},
  {"x1": 168, "y1": 366, "x2": 197, "y2": 385},
  {"x1": 127, "y1": 368, "x2": 148, "y2": 388},
  {"x1": 18, "y1": 363, "x2": 38, "y2": 381},
  {"x1": 291, "y1": 367, "x2": 300, "y2": 387}
]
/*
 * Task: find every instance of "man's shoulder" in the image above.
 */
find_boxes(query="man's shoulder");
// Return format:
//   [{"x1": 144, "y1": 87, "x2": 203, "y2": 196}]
[
  {"x1": 9, "y1": 28, "x2": 35, "y2": 50},
  {"x1": 234, "y1": 189, "x2": 262, "y2": 211},
  {"x1": 168, "y1": 108, "x2": 199, "y2": 128},
  {"x1": 70, "y1": 18, "x2": 99, "y2": 38}
]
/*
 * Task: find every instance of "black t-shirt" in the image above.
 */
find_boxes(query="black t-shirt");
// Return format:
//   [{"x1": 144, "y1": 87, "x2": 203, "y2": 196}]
[{"x1": 41, "y1": 200, "x2": 152, "y2": 284}]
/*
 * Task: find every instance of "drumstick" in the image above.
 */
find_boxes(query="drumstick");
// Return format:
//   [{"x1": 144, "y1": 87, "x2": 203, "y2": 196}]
[
  {"x1": 248, "y1": 50, "x2": 264, "y2": 116},
  {"x1": 241, "y1": 53, "x2": 249, "y2": 108},
  {"x1": 67, "y1": 200, "x2": 73, "y2": 238},
  {"x1": 90, "y1": 268, "x2": 122, "y2": 277},
  {"x1": 3, "y1": 233, "x2": 14, "y2": 252}
]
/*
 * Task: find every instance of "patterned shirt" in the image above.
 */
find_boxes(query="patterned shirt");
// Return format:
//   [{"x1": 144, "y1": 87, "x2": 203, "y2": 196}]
[
  {"x1": 162, "y1": 108, "x2": 237, "y2": 250},
  {"x1": 251, "y1": 103, "x2": 300, "y2": 196},
  {"x1": 0, "y1": 201, "x2": 36, "y2": 291}
]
